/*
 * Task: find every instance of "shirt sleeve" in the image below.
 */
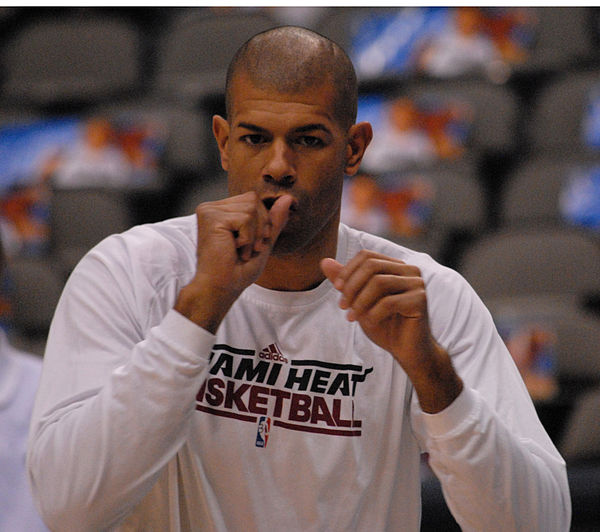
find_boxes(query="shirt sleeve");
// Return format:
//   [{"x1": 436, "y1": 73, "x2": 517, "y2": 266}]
[
  {"x1": 410, "y1": 267, "x2": 571, "y2": 532},
  {"x1": 26, "y1": 235, "x2": 215, "y2": 532}
]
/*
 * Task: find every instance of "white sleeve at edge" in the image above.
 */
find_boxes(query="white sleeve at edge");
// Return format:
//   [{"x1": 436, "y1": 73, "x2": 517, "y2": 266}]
[
  {"x1": 408, "y1": 264, "x2": 571, "y2": 532},
  {"x1": 414, "y1": 386, "x2": 571, "y2": 531},
  {"x1": 27, "y1": 305, "x2": 216, "y2": 532}
]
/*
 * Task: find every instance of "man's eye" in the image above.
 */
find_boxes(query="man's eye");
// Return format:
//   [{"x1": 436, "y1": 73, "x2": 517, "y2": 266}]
[
  {"x1": 296, "y1": 136, "x2": 323, "y2": 148},
  {"x1": 242, "y1": 134, "x2": 267, "y2": 145}
]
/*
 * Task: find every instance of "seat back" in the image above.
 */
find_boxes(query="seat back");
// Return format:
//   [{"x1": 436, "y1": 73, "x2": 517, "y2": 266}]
[
  {"x1": 458, "y1": 227, "x2": 600, "y2": 300},
  {"x1": 154, "y1": 10, "x2": 277, "y2": 101},
  {"x1": 1, "y1": 15, "x2": 142, "y2": 106},
  {"x1": 50, "y1": 188, "x2": 132, "y2": 273}
]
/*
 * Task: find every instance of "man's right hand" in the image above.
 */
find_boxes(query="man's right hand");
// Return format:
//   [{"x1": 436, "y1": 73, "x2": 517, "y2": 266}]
[{"x1": 174, "y1": 191, "x2": 292, "y2": 333}]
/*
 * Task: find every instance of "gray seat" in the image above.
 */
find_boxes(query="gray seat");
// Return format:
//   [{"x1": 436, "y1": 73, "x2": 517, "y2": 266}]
[
  {"x1": 6, "y1": 256, "x2": 64, "y2": 338},
  {"x1": 50, "y1": 188, "x2": 133, "y2": 274},
  {"x1": 501, "y1": 153, "x2": 600, "y2": 229},
  {"x1": 153, "y1": 10, "x2": 277, "y2": 102},
  {"x1": 513, "y1": 7, "x2": 596, "y2": 76},
  {"x1": 559, "y1": 386, "x2": 600, "y2": 463},
  {"x1": 91, "y1": 100, "x2": 214, "y2": 178},
  {"x1": 1, "y1": 14, "x2": 142, "y2": 106},
  {"x1": 527, "y1": 70, "x2": 600, "y2": 155},
  {"x1": 458, "y1": 227, "x2": 600, "y2": 301},
  {"x1": 373, "y1": 162, "x2": 486, "y2": 259},
  {"x1": 486, "y1": 295, "x2": 600, "y2": 383},
  {"x1": 402, "y1": 79, "x2": 520, "y2": 155}
]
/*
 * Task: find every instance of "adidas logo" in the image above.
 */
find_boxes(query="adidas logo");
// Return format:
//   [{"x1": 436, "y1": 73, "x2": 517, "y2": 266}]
[{"x1": 258, "y1": 343, "x2": 289, "y2": 363}]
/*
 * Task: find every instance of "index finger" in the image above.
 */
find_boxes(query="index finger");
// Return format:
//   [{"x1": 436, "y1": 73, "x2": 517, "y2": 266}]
[
  {"x1": 268, "y1": 194, "x2": 293, "y2": 242},
  {"x1": 338, "y1": 251, "x2": 421, "y2": 308},
  {"x1": 335, "y1": 250, "x2": 406, "y2": 288}
]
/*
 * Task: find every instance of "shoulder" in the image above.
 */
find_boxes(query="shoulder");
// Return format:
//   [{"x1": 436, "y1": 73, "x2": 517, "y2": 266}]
[
  {"x1": 340, "y1": 223, "x2": 465, "y2": 289},
  {"x1": 339, "y1": 223, "x2": 486, "y2": 342},
  {"x1": 50, "y1": 215, "x2": 199, "y2": 335},
  {"x1": 82, "y1": 214, "x2": 197, "y2": 281},
  {"x1": 99, "y1": 214, "x2": 196, "y2": 260},
  {"x1": 62, "y1": 215, "x2": 198, "y2": 325}
]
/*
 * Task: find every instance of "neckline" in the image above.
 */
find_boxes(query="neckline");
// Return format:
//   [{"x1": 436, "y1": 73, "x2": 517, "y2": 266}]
[{"x1": 241, "y1": 224, "x2": 348, "y2": 310}]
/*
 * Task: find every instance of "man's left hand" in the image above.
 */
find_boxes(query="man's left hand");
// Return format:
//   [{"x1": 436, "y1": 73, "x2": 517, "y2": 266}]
[{"x1": 321, "y1": 250, "x2": 463, "y2": 413}]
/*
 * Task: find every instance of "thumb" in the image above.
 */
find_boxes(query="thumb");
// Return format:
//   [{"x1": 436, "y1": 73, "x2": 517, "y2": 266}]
[
  {"x1": 268, "y1": 195, "x2": 293, "y2": 242},
  {"x1": 320, "y1": 257, "x2": 344, "y2": 288}
]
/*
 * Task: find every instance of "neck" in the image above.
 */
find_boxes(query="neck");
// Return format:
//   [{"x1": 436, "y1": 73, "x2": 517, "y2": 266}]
[{"x1": 256, "y1": 222, "x2": 339, "y2": 292}]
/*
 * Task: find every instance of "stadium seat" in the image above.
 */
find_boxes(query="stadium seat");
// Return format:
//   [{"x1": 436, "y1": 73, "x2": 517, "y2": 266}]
[
  {"x1": 501, "y1": 153, "x2": 600, "y2": 230},
  {"x1": 91, "y1": 99, "x2": 214, "y2": 178},
  {"x1": 402, "y1": 78, "x2": 520, "y2": 156},
  {"x1": 153, "y1": 9, "x2": 277, "y2": 102},
  {"x1": 49, "y1": 187, "x2": 133, "y2": 275},
  {"x1": 458, "y1": 227, "x2": 600, "y2": 301},
  {"x1": 560, "y1": 386, "x2": 600, "y2": 463},
  {"x1": 1, "y1": 14, "x2": 143, "y2": 106},
  {"x1": 6, "y1": 255, "x2": 64, "y2": 354},
  {"x1": 486, "y1": 294, "x2": 600, "y2": 385},
  {"x1": 376, "y1": 161, "x2": 486, "y2": 260},
  {"x1": 528, "y1": 70, "x2": 600, "y2": 155},
  {"x1": 513, "y1": 7, "x2": 597, "y2": 76}
]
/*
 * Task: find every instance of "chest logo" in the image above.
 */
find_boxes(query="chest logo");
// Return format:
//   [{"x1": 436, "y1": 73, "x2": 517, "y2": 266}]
[{"x1": 196, "y1": 343, "x2": 374, "y2": 443}]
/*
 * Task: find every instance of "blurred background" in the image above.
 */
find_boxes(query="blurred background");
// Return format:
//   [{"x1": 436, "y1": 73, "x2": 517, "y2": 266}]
[{"x1": 0, "y1": 6, "x2": 599, "y2": 530}]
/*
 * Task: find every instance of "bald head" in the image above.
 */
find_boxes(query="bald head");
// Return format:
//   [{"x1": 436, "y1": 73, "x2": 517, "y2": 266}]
[{"x1": 225, "y1": 26, "x2": 357, "y2": 130}]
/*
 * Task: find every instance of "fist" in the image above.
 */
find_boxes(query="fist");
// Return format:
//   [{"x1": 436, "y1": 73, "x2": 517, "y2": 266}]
[{"x1": 175, "y1": 192, "x2": 292, "y2": 333}]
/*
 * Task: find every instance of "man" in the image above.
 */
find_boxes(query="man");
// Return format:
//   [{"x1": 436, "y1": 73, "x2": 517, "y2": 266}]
[{"x1": 28, "y1": 26, "x2": 570, "y2": 531}]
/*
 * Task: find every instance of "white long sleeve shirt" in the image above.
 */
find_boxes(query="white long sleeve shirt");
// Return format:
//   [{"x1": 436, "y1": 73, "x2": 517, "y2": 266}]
[
  {"x1": 0, "y1": 331, "x2": 49, "y2": 532},
  {"x1": 27, "y1": 219, "x2": 571, "y2": 531}
]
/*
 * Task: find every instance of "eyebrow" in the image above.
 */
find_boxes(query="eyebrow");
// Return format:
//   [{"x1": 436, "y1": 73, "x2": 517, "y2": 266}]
[
  {"x1": 294, "y1": 124, "x2": 332, "y2": 135},
  {"x1": 236, "y1": 122, "x2": 332, "y2": 135},
  {"x1": 237, "y1": 122, "x2": 268, "y2": 133}
]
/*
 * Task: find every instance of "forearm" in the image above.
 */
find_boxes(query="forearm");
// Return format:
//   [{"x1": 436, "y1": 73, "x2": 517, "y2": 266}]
[
  {"x1": 402, "y1": 341, "x2": 463, "y2": 414},
  {"x1": 174, "y1": 276, "x2": 237, "y2": 334},
  {"x1": 27, "y1": 310, "x2": 214, "y2": 531},
  {"x1": 412, "y1": 264, "x2": 572, "y2": 530},
  {"x1": 415, "y1": 387, "x2": 571, "y2": 532}
]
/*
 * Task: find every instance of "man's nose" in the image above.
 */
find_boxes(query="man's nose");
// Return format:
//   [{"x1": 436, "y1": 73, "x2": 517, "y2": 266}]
[{"x1": 263, "y1": 140, "x2": 296, "y2": 187}]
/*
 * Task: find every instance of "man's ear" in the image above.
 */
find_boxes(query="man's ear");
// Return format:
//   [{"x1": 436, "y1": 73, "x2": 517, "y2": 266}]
[
  {"x1": 212, "y1": 115, "x2": 230, "y2": 171},
  {"x1": 344, "y1": 121, "x2": 373, "y2": 176}
]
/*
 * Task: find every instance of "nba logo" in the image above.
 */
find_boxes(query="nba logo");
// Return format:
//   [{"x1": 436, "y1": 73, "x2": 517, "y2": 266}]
[{"x1": 256, "y1": 416, "x2": 271, "y2": 448}]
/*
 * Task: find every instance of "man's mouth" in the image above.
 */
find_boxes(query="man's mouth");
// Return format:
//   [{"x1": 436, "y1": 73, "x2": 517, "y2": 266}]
[
  {"x1": 262, "y1": 196, "x2": 297, "y2": 212},
  {"x1": 262, "y1": 197, "x2": 277, "y2": 210}
]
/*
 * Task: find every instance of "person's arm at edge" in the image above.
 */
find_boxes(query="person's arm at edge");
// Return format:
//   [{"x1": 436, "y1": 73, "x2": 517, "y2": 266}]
[
  {"x1": 411, "y1": 270, "x2": 571, "y2": 531},
  {"x1": 27, "y1": 238, "x2": 216, "y2": 531}
]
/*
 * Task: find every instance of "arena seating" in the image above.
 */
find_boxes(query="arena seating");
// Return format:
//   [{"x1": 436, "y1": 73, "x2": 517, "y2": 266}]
[{"x1": 1, "y1": 7, "x2": 599, "y2": 530}]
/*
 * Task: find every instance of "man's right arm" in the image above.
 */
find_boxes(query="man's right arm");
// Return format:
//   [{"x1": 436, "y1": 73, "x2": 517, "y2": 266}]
[
  {"x1": 27, "y1": 238, "x2": 216, "y2": 531},
  {"x1": 27, "y1": 193, "x2": 291, "y2": 530}
]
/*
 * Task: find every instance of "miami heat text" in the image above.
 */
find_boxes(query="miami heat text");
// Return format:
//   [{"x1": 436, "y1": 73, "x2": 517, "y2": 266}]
[{"x1": 196, "y1": 344, "x2": 373, "y2": 438}]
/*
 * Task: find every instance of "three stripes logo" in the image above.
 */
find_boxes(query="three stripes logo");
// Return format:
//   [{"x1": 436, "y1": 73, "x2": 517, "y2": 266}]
[{"x1": 258, "y1": 343, "x2": 288, "y2": 363}]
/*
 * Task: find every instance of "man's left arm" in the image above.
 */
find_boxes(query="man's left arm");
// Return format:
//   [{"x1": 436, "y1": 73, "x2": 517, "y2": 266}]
[{"x1": 321, "y1": 251, "x2": 571, "y2": 532}]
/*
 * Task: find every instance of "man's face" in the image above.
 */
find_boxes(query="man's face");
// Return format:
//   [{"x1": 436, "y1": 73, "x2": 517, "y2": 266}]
[{"x1": 213, "y1": 74, "x2": 361, "y2": 256}]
